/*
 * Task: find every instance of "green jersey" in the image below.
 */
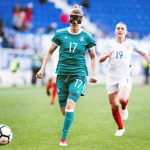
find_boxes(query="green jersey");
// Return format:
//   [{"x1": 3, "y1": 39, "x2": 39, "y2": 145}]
[{"x1": 51, "y1": 27, "x2": 96, "y2": 76}]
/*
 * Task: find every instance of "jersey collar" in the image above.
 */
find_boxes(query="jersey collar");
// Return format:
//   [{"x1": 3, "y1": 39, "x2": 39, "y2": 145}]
[{"x1": 67, "y1": 27, "x2": 83, "y2": 35}]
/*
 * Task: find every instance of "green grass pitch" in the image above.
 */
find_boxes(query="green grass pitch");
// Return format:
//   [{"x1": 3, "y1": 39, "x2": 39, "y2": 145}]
[{"x1": 0, "y1": 85, "x2": 150, "y2": 150}]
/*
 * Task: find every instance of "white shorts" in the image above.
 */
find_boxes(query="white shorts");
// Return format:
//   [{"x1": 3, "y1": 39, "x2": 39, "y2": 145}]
[
  {"x1": 44, "y1": 67, "x2": 56, "y2": 81},
  {"x1": 106, "y1": 77, "x2": 132, "y2": 94}
]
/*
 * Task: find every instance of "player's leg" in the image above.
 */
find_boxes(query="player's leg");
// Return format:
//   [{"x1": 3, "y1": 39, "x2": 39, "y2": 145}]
[
  {"x1": 56, "y1": 75, "x2": 68, "y2": 115},
  {"x1": 107, "y1": 84, "x2": 125, "y2": 136},
  {"x1": 32, "y1": 68, "x2": 36, "y2": 85},
  {"x1": 58, "y1": 94, "x2": 68, "y2": 146},
  {"x1": 46, "y1": 78, "x2": 52, "y2": 96},
  {"x1": 50, "y1": 77, "x2": 57, "y2": 105},
  {"x1": 57, "y1": 89, "x2": 67, "y2": 147},
  {"x1": 58, "y1": 92, "x2": 68, "y2": 115},
  {"x1": 60, "y1": 99, "x2": 76, "y2": 146},
  {"x1": 60, "y1": 76, "x2": 87, "y2": 146},
  {"x1": 109, "y1": 92, "x2": 125, "y2": 135},
  {"x1": 11, "y1": 71, "x2": 16, "y2": 86},
  {"x1": 118, "y1": 85, "x2": 131, "y2": 120}
]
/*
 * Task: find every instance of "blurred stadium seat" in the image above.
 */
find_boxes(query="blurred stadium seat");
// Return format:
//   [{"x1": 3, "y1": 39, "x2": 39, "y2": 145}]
[
  {"x1": 0, "y1": 0, "x2": 68, "y2": 32},
  {"x1": 0, "y1": 0, "x2": 150, "y2": 36},
  {"x1": 67, "y1": 0, "x2": 150, "y2": 37}
]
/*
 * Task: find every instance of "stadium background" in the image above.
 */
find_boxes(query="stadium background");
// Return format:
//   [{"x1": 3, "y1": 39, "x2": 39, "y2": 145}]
[{"x1": 0, "y1": 0, "x2": 150, "y2": 86}]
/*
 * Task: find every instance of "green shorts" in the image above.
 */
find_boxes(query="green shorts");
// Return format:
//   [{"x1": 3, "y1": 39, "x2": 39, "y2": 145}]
[{"x1": 56, "y1": 75, "x2": 87, "y2": 108}]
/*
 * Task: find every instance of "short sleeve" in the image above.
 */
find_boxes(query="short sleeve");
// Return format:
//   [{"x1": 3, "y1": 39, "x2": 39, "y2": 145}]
[
  {"x1": 86, "y1": 34, "x2": 96, "y2": 49},
  {"x1": 51, "y1": 31, "x2": 60, "y2": 46},
  {"x1": 132, "y1": 40, "x2": 140, "y2": 53}
]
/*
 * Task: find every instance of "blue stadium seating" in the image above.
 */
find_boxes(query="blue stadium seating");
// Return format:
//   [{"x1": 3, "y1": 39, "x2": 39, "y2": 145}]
[
  {"x1": 67, "y1": 0, "x2": 150, "y2": 37},
  {"x1": 0, "y1": 0, "x2": 150, "y2": 36},
  {"x1": 0, "y1": 0, "x2": 69, "y2": 32}
]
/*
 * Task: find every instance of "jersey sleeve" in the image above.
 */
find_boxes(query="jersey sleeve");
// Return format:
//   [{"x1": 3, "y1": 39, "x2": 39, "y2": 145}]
[
  {"x1": 51, "y1": 31, "x2": 60, "y2": 46},
  {"x1": 132, "y1": 40, "x2": 140, "y2": 53},
  {"x1": 86, "y1": 34, "x2": 96, "y2": 49}
]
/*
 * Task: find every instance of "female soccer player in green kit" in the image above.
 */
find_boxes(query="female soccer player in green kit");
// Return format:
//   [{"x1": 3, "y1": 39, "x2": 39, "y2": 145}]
[{"x1": 36, "y1": 4, "x2": 97, "y2": 146}]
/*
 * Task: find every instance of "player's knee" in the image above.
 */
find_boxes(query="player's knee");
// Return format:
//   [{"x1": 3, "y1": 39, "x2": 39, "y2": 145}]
[
  {"x1": 118, "y1": 95, "x2": 127, "y2": 102},
  {"x1": 68, "y1": 91, "x2": 80, "y2": 103},
  {"x1": 111, "y1": 104, "x2": 119, "y2": 110},
  {"x1": 65, "y1": 100, "x2": 75, "y2": 111}
]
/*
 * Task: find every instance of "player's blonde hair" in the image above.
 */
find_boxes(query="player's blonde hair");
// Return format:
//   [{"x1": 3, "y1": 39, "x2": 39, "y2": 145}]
[
  {"x1": 70, "y1": 4, "x2": 83, "y2": 16},
  {"x1": 116, "y1": 22, "x2": 127, "y2": 30}
]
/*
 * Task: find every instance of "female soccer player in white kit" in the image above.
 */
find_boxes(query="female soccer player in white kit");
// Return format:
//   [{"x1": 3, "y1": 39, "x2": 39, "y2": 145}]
[{"x1": 99, "y1": 22, "x2": 150, "y2": 136}]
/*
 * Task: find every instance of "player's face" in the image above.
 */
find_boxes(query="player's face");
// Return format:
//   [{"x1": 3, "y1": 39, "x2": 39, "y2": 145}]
[
  {"x1": 69, "y1": 13, "x2": 83, "y2": 28},
  {"x1": 115, "y1": 23, "x2": 127, "y2": 39}
]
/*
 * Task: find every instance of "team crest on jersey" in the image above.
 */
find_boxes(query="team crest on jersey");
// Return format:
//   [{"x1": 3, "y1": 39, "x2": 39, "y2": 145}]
[
  {"x1": 80, "y1": 36, "x2": 84, "y2": 42},
  {"x1": 64, "y1": 36, "x2": 68, "y2": 39},
  {"x1": 125, "y1": 45, "x2": 130, "y2": 50}
]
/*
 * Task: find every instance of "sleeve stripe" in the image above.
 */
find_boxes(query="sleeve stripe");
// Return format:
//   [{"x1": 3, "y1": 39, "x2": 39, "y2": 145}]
[
  {"x1": 52, "y1": 42, "x2": 58, "y2": 46},
  {"x1": 88, "y1": 46, "x2": 95, "y2": 50}
]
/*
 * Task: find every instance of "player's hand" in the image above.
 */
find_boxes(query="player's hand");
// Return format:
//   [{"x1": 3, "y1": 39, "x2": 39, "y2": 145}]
[
  {"x1": 36, "y1": 69, "x2": 44, "y2": 79},
  {"x1": 89, "y1": 76, "x2": 97, "y2": 83}
]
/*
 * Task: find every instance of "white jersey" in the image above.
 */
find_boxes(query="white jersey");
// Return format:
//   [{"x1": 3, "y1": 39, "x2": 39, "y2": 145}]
[
  {"x1": 46, "y1": 50, "x2": 59, "y2": 78},
  {"x1": 41, "y1": 47, "x2": 59, "y2": 79},
  {"x1": 104, "y1": 39, "x2": 139, "y2": 84}
]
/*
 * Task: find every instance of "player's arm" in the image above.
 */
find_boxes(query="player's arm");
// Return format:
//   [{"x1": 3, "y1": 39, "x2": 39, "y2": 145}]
[
  {"x1": 137, "y1": 50, "x2": 150, "y2": 63},
  {"x1": 36, "y1": 43, "x2": 58, "y2": 79},
  {"x1": 99, "y1": 51, "x2": 114, "y2": 62},
  {"x1": 88, "y1": 48, "x2": 97, "y2": 83}
]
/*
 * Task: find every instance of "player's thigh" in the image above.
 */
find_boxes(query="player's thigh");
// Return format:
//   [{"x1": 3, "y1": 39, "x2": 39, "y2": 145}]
[
  {"x1": 68, "y1": 76, "x2": 87, "y2": 103},
  {"x1": 106, "y1": 83, "x2": 119, "y2": 95},
  {"x1": 118, "y1": 82, "x2": 132, "y2": 101},
  {"x1": 106, "y1": 83, "x2": 119, "y2": 106},
  {"x1": 108, "y1": 92, "x2": 119, "y2": 108},
  {"x1": 56, "y1": 75, "x2": 68, "y2": 109}
]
